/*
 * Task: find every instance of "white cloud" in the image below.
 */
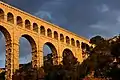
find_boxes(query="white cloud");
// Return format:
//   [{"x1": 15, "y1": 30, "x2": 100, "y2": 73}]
[
  {"x1": 34, "y1": 11, "x2": 54, "y2": 22},
  {"x1": 89, "y1": 20, "x2": 120, "y2": 38},
  {"x1": 97, "y1": 4, "x2": 109, "y2": 13}
]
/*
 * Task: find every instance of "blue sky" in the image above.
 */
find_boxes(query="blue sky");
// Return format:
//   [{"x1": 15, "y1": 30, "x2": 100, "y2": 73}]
[{"x1": 1, "y1": 0, "x2": 120, "y2": 67}]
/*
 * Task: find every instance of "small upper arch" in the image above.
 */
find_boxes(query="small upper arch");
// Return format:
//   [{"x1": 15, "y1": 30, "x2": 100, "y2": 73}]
[
  {"x1": 76, "y1": 40, "x2": 80, "y2": 48},
  {"x1": 25, "y1": 19, "x2": 31, "y2": 29},
  {"x1": 40, "y1": 26, "x2": 45, "y2": 35},
  {"x1": 60, "y1": 34, "x2": 64, "y2": 42},
  {"x1": 16, "y1": 16, "x2": 23, "y2": 27},
  {"x1": 66, "y1": 36, "x2": 70, "y2": 44},
  {"x1": 54, "y1": 31, "x2": 58, "y2": 40},
  {"x1": 7, "y1": 12, "x2": 14, "y2": 23},
  {"x1": 47, "y1": 28, "x2": 52, "y2": 38},
  {"x1": 71, "y1": 38, "x2": 75, "y2": 46},
  {"x1": 33, "y1": 23, "x2": 38, "y2": 32},
  {"x1": 0, "y1": 8, "x2": 4, "y2": 20}
]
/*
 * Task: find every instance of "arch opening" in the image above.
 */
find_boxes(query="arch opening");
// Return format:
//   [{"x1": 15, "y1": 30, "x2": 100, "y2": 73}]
[
  {"x1": 81, "y1": 42, "x2": 90, "y2": 59},
  {"x1": 19, "y1": 34, "x2": 37, "y2": 69},
  {"x1": 40, "y1": 26, "x2": 45, "y2": 35},
  {"x1": 17, "y1": 16, "x2": 23, "y2": 27},
  {"x1": 71, "y1": 38, "x2": 75, "y2": 46},
  {"x1": 60, "y1": 34, "x2": 64, "y2": 42},
  {"x1": 0, "y1": 25, "x2": 12, "y2": 79},
  {"x1": 25, "y1": 20, "x2": 31, "y2": 29},
  {"x1": 19, "y1": 37, "x2": 32, "y2": 68},
  {"x1": 66, "y1": 36, "x2": 70, "y2": 44},
  {"x1": 47, "y1": 28, "x2": 52, "y2": 38},
  {"x1": 33, "y1": 23, "x2": 38, "y2": 32},
  {"x1": 62, "y1": 48, "x2": 77, "y2": 65},
  {"x1": 7, "y1": 12, "x2": 14, "y2": 23},
  {"x1": 54, "y1": 31, "x2": 58, "y2": 40},
  {"x1": 43, "y1": 42, "x2": 58, "y2": 66},
  {"x1": 0, "y1": 9, "x2": 4, "y2": 20},
  {"x1": 76, "y1": 40, "x2": 80, "y2": 48}
]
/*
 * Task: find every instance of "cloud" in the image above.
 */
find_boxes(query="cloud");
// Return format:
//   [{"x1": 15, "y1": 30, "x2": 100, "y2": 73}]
[
  {"x1": 97, "y1": 4, "x2": 109, "y2": 13},
  {"x1": 35, "y1": 11, "x2": 53, "y2": 22},
  {"x1": 89, "y1": 10, "x2": 120, "y2": 38},
  {"x1": 1, "y1": 0, "x2": 120, "y2": 67}
]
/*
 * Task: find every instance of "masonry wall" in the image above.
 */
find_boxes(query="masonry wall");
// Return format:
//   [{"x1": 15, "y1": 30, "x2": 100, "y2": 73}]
[{"x1": 0, "y1": 1, "x2": 90, "y2": 80}]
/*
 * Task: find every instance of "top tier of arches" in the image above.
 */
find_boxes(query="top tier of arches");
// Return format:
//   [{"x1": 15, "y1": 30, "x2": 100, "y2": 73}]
[{"x1": 0, "y1": 7, "x2": 89, "y2": 48}]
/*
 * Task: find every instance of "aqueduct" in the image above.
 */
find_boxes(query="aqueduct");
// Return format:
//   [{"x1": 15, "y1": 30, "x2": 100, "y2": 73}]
[{"x1": 0, "y1": 1, "x2": 90, "y2": 80}]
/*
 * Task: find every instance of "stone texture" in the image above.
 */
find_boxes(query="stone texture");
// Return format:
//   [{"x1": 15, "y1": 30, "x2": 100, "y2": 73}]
[{"x1": 0, "y1": 1, "x2": 90, "y2": 80}]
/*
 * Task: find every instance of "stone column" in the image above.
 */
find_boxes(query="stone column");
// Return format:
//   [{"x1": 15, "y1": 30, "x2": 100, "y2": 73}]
[
  {"x1": 38, "y1": 46, "x2": 43, "y2": 67},
  {"x1": 75, "y1": 48, "x2": 83, "y2": 63},
  {"x1": 5, "y1": 39, "x2": 12, "y2": 80},
  {"x1": 32, "y1": 45, "x2": 38, "y2": 68},
  {"x1": 57, "y1": 43, "x2": 63, "y2": 65},
  {"x1": 12, "y1": 42, "x2": 19, "y2": 72},
  {"x1": 5, "y1": 40, "x2": 19, "y2": 80}
]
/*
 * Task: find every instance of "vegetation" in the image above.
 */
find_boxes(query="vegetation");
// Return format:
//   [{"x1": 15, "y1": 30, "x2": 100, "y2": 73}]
[{"x1": 1, "y1": 35, "x2": 120, "y2": 80}]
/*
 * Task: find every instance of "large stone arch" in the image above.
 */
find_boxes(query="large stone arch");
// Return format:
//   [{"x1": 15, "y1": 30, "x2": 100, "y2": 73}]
[
  {"x1": 19, "y1": 34, "x2": 38, "y2": 68},
  {"x1": 43, "y1": 42, "x2": 58, "y2": 65},
  {"x1": 62, "y1": 48, "x2": 77, "y2": 65},
  {"x1": 0, "y1": 25, "x2": 12, "y2": 80},
  {"x1": 62, "y1": 48, "x2": 74, "y2": 58}
]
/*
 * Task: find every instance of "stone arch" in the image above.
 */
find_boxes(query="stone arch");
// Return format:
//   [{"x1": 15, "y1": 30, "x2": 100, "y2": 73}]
[
  {"x1": 81, "y1": 42, "x2": 86, "y2": 49},
  {"x1": 43, "y1": 42, "x2": 58, "y2": 65},
  {"x1": 60, "y1": 34, "x2": 64, "y2": 42},
  {"x1": 71, "y1": 38, "x2": 75, "y2": 46},
  {"x1": 33, "y1": 23, "x2": 38, "y2": 32},
  {"x1": 25, "y1": 19, "x2": 31, "y2": 29},
  {"x1": 54, "y1": 31, "x2": 58, "y2": 40},
  {"x1": 47, "y1": 28, "x2": 52, "y2": 38},
  {"x1": 40, "y1": 26, "x2": 45, "y2": 35},
  {"x1": 16, "y1": 16, "x2": 23, "y2": 27},
  {"x1": 81, "y1": 42, "x2": 88, "y2": 59},
  {"x1": 0, "y1": 8, "x2": 4, "y2": 20},
  {"x1": 62, "y1": 48, "x2": 74, "y2": 57},
  {"x1": 62, "y1": 48, "x2": 76, "y2": 65},
  {"x1": 19, "y1": 34, "x2": 37, "y2": 68},
  {"x1": 0, "y1": 25, "x2": 12, "y2": 79},
  {"x1": 66, "y1": 36, "x2": 70, "y2": 44},
  {"x1": 7, "y1": 12, "x2": 14, "y2": 23},
  {"x1": 76, "y1": 40, "x2": 80, "y2": 48}
]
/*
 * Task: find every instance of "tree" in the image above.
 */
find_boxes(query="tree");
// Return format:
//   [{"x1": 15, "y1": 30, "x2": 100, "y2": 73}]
[{"x1": 90, "y1": 35, "x2": 104, "y2": 46}]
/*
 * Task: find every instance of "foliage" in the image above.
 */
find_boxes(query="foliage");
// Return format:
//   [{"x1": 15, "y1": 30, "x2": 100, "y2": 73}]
[{"x1": 1, "y1": 35, "x2": 120, "y2": 80}]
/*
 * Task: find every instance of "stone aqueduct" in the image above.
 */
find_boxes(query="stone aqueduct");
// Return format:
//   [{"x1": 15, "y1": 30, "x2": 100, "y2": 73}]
[{"x1": 0, "y1": 1, "x2": 90, "y2": 80}]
